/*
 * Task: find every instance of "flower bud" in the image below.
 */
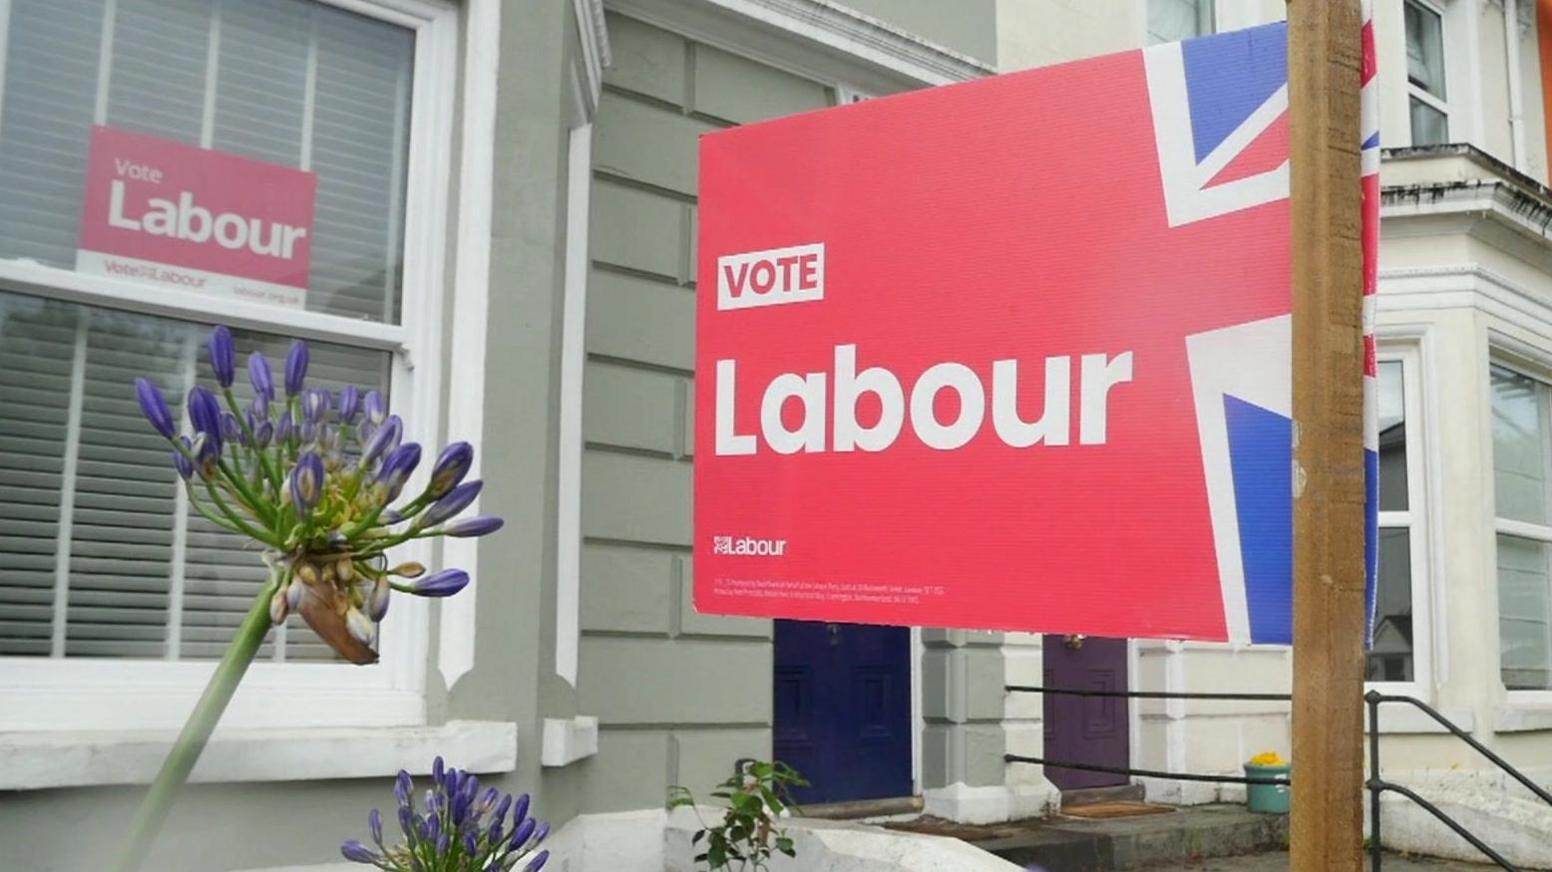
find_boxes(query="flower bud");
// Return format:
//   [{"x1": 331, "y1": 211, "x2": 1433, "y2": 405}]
[
  {"x1": 511, "y1": 794, "x2": 530, "y2": 831},
  {"x1": 285, "y1": 578, "x2": 305, "y2": 611},
  {"x1": 420, "y1": 481, "x2": 482, "y2": 528},
  {"x1": 336, "y1": 557, "x2": 355, "y2": 583},
  {"x1": 441, "y1": 516, "x2": 504, "y2": 538},
  {"x1": 526, "y1": 849, "x2": 551, "y2": 872},
  {"x1": 345, "y1": 607, "x2": 375, "y2": 645},
  {"x1": 254, "y1": 420, "x2": 273, "y2": 449},
  {"x1": 188, "y1": 385, "x2": 223, "y2": 443},
  {"x1": 303, "y1": 388, "x2": 329, "y2": 423},
  {"x1": 464, "y1": 831, "x2": 479, "y2": 856},
  {"x1": 171, "y1": 437, "x2": 194, "y2": 481},
  {"x1": 291, "y1": 453, "x2": 325, "y2": 518},
  {"x1": 249, "y1": 351, "x2": 274, "y2": 400},
  {"x1": 425, "y1": 442, "x2": 474, "y2": 500},
  {"x1": 135, "y1": 378, "x2": 177, "y2": 439},
  {"x1": 510, "y1": 818, "x2": 536, "y2": 851},
  {"x1": 364, "y1": 390, "x2": 386, "y2": 425},
  {"x1": 395, "y1": 770, "x2": 413, "y2": 807},
  {"x1": 340, "y1": 841, "x2": 378, "y2": 864},
  {"x1": 207, "y1": 325, "x2": 235, "y2": 387},
  {"x1": 220, "y1": 412, "x2": 242, "y2": 446},
  {"x1": 285, "y1": 340, "x2": 309, "y2": 397},
  {"x1": 380, "y1": 443, "x2": 422, "y2": 500},
  {"x1": 295, "y1": 561, "x2": 319, "y2": 586},
  {"x1": 390, "y1": 561, "x2": 426, "y2": 579},
  {"x1": 339, "y1": 385, "x2": 361, "y2": 424},
  {"x1": 432, "y1": 756, "x2": 445, "y2": 782},
  {"x1": 360, "y1": 416, "x2": 402, "y2": 470},
  {"x1": 192, "y1": 433, "x2": 220, "y2": 480},
  {"x1": 276, "y1": 412, "x2": 293, "y2": 444},
  {"x1": 367, "y1": 577, "x2": 390, "y2": 621},
  {"x1": 368, "y1": 808, "x2": 383, "y2": 846},
  {"x1": 410, "y1": 569, "x2": 469, "y2": 598}
]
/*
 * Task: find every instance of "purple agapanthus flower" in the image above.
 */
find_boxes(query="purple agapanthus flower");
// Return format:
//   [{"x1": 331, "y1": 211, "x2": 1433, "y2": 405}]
[
  {"x1": 131, "y1": 325, "x2": 504, "y2": 661},
  {"x1": 345, "y1": 759, "x2": 548, "y2": 871}
]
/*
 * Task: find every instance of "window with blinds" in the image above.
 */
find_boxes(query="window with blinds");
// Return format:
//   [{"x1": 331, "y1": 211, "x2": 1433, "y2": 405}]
[
  {"x1": 0, "y1": 0, "x2": 414, "y2": 661},
  {"x1": 0, "y1": 290, "x2": 390, "y2": 660},
  {"x1": 0, "y1": 0, "x2": 414, "y2": 322}
]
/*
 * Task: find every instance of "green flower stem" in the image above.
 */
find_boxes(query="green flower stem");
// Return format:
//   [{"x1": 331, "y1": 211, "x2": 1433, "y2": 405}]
[
  {"x1": 183, "y1": 484, "x2": 244, "y2": 534},
  {"x1": 202, "y1": 480, "x2": 281, "y2": 549},
  {"x1": 113, "y1": 571, "x2": 280, "y2": 872}
]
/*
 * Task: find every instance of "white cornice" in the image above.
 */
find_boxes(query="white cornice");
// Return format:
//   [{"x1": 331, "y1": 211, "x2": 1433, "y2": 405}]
[
  {"x1": 605, "y1": 0, "x2": 992, "y2": 95},
  {"x1": 574, "y1": 0, "x2": 613, "y2": 118}
]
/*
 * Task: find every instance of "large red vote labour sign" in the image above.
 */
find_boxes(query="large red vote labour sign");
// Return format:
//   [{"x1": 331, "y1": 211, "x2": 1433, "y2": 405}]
[{"x1": 695, "y1": 21, "x2": 1379, "y2": 642}]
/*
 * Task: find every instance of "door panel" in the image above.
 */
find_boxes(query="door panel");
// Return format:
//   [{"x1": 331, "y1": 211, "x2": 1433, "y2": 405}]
[
  {"x1": 774, "y1": 620, "x2": 912, "y2": 804},
  {"x1": 1042, "y1": 635, "x2": 1130, "y2": 792}
]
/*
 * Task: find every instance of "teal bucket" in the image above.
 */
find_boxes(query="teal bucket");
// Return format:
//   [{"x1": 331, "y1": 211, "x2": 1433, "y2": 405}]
[{"x1": 1244, "y1": 763, "x2": 1291, "y2": 814}]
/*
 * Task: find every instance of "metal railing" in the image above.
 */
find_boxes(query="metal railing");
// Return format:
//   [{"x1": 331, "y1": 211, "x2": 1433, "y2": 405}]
[
  {"x1": 1366, "y1": 690, "x2": 1552, "y2": 872},
  {"x1": 1003, "y1": 684, "x2": 1552, "y2": 871}
]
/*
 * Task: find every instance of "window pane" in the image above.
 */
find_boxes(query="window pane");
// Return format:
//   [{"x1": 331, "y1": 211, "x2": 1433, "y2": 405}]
[
  {"x1": 0, "y1": 0, "x2": 413, "y2": 322},
  {"x1": 1367, "y1": 528, "x2": 1414, "y2": 682},
  {"x1": 1147, "y1": 0, "x2": 1213, "y2": 45},
  {"x1": 1409, "y1": 97, "x2": 1448, "y2": 147},
  {"x1": 1491, "y1": 365, "x2": 1549, "y2": 525},
  {"x1": 0, "y1": 289, "x2": 390, "y2": 660},
  {"x1": 1378, "y1": 361, "x2": 1407, "y2": 511},
  {"x1": 1404, "y1": 1, "x2": 1446, "y2": 98},
  {"x1": 1499, "y1": 534, "x2": 1552, "y2": 690}
]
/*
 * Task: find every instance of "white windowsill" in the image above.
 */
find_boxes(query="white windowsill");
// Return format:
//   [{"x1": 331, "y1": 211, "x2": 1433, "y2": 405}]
[
  {"x1": 1494, "y1": 703, "x2": 1552, "y2": 733},
  {"x1": 0, "y1": 720, "x2": 517, "y2": 791},
  {"x1": 541, "y1": 715, "x2": 599, "y2": 767}
]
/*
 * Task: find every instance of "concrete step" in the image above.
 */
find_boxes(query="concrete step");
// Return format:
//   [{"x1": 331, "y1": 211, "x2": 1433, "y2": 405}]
[{"x1": 972, "y1": 804, "x2": 1289, "y2": 871}]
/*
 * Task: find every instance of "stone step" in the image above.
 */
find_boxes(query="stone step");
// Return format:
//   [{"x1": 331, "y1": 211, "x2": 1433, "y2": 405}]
[{"x1": 973, "y1": 804, "x2": 1289, "y2": 871}]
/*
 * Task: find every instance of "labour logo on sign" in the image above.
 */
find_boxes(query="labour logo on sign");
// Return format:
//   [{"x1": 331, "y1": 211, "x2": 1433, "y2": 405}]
[{"x1": 694, "y1": 20, "x2": 1377, "y2": 643}]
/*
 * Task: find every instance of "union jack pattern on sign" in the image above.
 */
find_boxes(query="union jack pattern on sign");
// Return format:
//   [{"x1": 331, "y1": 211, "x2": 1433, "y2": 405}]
[{"x1": 693, "y1": 10, "x2": 1378, "y2": 643}]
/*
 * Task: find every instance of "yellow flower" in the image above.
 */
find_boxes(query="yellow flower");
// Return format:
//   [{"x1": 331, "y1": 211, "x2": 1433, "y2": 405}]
[{"x1": 1249, "y1": 751, "x2": 1287, "y2": 766}]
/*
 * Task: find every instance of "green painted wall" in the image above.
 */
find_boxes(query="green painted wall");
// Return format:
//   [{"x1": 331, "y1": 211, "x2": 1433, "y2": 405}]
[
  {"x1": 572, "y1": 12, "x2": 833, "y2": 813},
  {"x1": 839, "y1": 0, "x2": 998, "y2": 65}
]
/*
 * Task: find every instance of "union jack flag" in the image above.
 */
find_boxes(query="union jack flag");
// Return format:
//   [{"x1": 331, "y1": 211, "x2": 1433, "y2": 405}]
[{"x1": 1145, "y1": 4, "x2": 1379, "y2": 645}]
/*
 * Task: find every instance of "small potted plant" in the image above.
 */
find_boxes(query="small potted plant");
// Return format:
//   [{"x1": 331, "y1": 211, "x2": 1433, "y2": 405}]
[{"x1": 1244, "y1": 751, "x2": 1291, "y2": 814}]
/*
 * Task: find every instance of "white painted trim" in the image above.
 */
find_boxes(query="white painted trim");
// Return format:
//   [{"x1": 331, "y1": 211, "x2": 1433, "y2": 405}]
[
  {"x1": 555, "y1": 123, "x2": 593, "y2": 687},
  {"x1": 541, "y1": 715, "x2": 600, "y2": 767},
  {"x1": 0, "y1": 720, "x2": 515, "y2": 791},
  {"x1": 0, "y1": 260, "x2": 406, "y2": 351},
  {"x1": 439, "y1": 0, "x2": 500, "y2": 689},
  {"x1": 199, "y1": 0, "x2": 222, "y2": 148},
  {"x1": 573, "y1": 0, "x2": 611, "y2": 117},
  {"x1": 606, "y1": 0, "x2": 990, "y2": 96}
]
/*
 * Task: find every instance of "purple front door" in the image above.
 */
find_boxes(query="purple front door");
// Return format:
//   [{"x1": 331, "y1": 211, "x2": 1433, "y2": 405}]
[{"x1": 1043, "y1": 635, "x2": 1130, "y2": 792}]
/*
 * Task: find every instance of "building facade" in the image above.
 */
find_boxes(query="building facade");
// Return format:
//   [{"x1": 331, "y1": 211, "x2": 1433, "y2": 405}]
[{"x1": 4, "y1": 0, "x2": 1552, "y2": 870}]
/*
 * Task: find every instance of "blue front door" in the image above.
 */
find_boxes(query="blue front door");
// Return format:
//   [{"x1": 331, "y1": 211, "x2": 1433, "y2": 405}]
[{"x1": 773, "y1": 620, "x2": 912, "y2": 804}]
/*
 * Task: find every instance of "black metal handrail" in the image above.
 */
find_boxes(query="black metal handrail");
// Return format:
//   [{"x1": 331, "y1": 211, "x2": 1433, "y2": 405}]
[
  {"x1": 1004, "y1": 684, "x2": 1552, "y2": 871},
  {"x1": 1366, "y1": 690, "x2": 1552, "y2": 872}
]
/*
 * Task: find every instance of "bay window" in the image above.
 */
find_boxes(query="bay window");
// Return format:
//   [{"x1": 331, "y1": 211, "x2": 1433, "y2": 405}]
[{"x1": 0, "y1": 0, "x2": 456, "y2": 733}]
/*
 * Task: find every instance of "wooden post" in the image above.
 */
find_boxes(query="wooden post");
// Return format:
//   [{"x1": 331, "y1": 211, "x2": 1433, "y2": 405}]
[{"x1": 1287, "y1": 1, "x2": 1367, "y2": 870}]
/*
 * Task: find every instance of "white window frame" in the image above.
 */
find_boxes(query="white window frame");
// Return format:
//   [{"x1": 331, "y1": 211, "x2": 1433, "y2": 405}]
[
  {"x1": 1403, "y1": 0, "x2": 1451, "y2": 146},
  {"x1": 0, "y1": 0, "x2": 459, "y2": 733},
  {"x1": 1366, "y1": 342, "x2": 1436, "y2": 700},
  {"x1": 1487, "y1": 343, "x2": 1552, "y2": 704}
]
